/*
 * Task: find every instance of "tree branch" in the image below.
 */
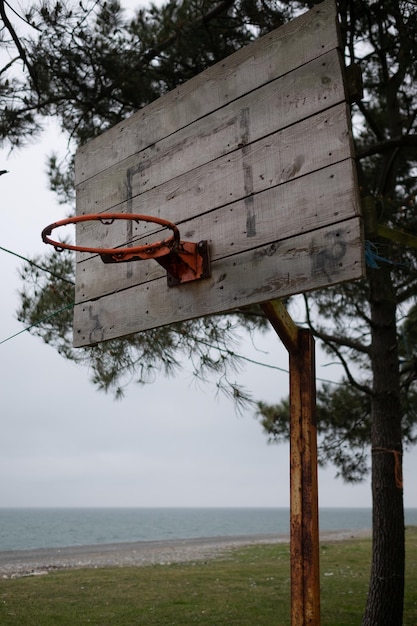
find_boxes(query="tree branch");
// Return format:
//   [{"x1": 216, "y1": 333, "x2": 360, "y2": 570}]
[
  {"x1": 356, "y1": 134, "x2": 417, "y2": 160},
  {"x1": 303, "y1": 295, "x2": 370, "y2": 354},
  {"x1": 314, "y1": 328, "x2": 371, "y2": 355},
  {"x1": 0, "y1": 0, "x2": 40, "y2": 94},
  {"x1": 355, "y1": 99, "x2": 385, "y2": 142},
  {"x1": 303, "y1": 295, "x2": 372, "y2": 395},
  {"x1": 397, "y1": 282, "x2": 417, "y2": 305},
  {"x1": 141, "y1": 0, "x2": 236, "y2": 63},
  {"x1": 318, "y1": 334, "x2": 372, "y2": 395},
  {"x1": 0, "y1": 55, "x2": 20, "y2": 77}
]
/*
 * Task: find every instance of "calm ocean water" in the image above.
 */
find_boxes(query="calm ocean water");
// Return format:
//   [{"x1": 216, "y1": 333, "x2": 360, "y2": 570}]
[{"x1": 1, "y1": 508, "x2": 416, "y2": 552}]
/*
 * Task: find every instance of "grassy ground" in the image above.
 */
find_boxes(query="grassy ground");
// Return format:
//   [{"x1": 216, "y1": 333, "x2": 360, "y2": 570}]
[{"x1": 0, "y1": 527, "x2": 416, "y2": 625}]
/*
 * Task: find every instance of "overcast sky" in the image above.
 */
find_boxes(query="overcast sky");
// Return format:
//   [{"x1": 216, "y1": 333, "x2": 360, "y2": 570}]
[{"x1": 0, "y1": 1, "x2": 416, "y2": 510}]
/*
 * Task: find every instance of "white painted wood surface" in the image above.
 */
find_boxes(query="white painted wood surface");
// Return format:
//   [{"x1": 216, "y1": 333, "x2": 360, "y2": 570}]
[{"x1": 73, "y1": 0, "x2": 364, "y2": 346}]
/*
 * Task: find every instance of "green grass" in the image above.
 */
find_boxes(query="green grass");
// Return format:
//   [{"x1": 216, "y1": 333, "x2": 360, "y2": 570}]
[{"x1": 0, "y1": 527, "x2": 416, "y2": 625}]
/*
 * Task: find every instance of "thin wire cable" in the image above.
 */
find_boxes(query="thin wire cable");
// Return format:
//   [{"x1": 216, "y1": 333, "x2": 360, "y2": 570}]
[
  {"x1": 179, "y1": 333, "x2": 344, "y2": 386},
  {"x1": 0, "y1": 301, "x2": 345, "y2": 386},
  {"x1": 239, "y1": 352, "x2": 344, "y2": 386},
  {"x1": 0, "y1": 244, "x2": 75, "y2": 285},
  {"x1": 0, "y1": 302, "x2": 75, "y2": 345},
  {"x1": 0, "y1": 246, "x2": 345, "y2": 385}
]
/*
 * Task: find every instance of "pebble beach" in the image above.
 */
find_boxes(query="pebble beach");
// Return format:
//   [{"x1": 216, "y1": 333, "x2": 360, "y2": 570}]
[{"x1": 0, "y1": 530, "x2": 371, "y2": 579}]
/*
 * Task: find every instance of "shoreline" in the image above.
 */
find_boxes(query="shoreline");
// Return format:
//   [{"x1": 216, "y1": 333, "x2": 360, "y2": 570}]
[{"x1": 0, "y1": 529, "x2": 371, "y2": 579}]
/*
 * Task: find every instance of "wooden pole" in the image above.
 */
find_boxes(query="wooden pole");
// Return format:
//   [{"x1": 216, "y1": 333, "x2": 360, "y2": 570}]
[{"x1": 261, "y1": 300, "x2": 320, "y2": 626}]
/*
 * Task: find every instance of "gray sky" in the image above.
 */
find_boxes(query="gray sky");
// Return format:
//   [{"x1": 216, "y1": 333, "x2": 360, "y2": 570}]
[{"x1": 1, "y1": 123, "x2": 416, "y2": 510}]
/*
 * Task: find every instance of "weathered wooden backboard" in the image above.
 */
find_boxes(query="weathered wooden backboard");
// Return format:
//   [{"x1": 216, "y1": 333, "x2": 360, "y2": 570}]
[{"x1": 73, "y1": 0, "x2": 364, "y2": 347}]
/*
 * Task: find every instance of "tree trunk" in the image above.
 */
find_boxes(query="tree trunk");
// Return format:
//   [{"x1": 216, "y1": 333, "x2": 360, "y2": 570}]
[{"x1": 362, "y1": 266, "x2": 404, "y2": 626}]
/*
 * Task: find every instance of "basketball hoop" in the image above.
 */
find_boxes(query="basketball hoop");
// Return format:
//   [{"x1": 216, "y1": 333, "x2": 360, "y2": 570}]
[{"x1": 42, "y1": 213, "x2": 210, "y2": 286}]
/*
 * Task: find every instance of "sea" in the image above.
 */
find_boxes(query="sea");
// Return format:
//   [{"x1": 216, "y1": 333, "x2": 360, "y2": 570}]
[{"x1": 1, "y1": 508, "x2": 417, "y2": 553}]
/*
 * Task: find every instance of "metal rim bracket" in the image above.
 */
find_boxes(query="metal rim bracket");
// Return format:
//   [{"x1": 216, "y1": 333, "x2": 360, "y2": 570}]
[{"x1": 42, "y1": 213, "x2": 211, "y2": 287}]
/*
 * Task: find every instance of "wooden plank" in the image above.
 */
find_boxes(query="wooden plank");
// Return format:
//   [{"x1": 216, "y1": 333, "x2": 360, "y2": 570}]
[
  {"x1": 75, "y1": 158, "x2": 360, "y2": 302},
  {"x1": 289, "y1": 330, "x2": 320, "y2": 625},
  {"x1": 73, "y1": 217, "x2": 363, "y2": 346},
  {"x1": 75, "y1": 50, "x2": 346, "y2": 218},
  {"x1": 261, "y1": 300, "x2": 300, "y2": 353},
  {"x1": 75, "y1": 0, "x2": 339, "y2": 184},
  {"x1": 74, "y1": 102, "x2": 354, "y2": 252}
]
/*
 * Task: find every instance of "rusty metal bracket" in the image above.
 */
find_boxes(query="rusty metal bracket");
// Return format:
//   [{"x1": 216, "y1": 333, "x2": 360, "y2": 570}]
[
  {"x1": 102, "y1": 239, "x2": 211, "y2": 286},
  {"x1": 158, "y1": 240, "x2": 211, "y2": 286}
]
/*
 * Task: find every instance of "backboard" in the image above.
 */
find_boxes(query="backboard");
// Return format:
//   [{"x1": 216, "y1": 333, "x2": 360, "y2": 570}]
[{"x1": 72, "y1": 0, "x2": 364, "y2": 347}]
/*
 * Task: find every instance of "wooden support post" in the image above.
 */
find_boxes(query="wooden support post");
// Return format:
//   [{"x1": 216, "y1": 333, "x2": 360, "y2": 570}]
[{"x1": 261, "y1": 300, "x2": 320, "y2": 626}]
